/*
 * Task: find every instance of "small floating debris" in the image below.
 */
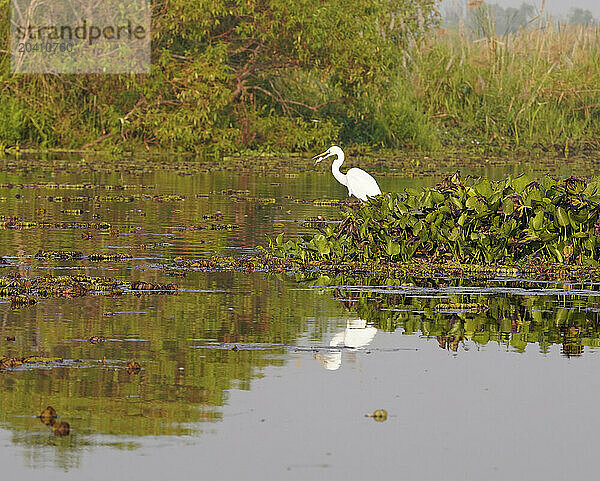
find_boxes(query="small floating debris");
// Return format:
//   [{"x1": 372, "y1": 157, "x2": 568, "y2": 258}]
[
  {"x1": 166, "y1": 270, "x2": 186, "y2": 278},
  {"x1": 38, "y1": 405, "x2": 71, "y2": 435},
  {"x1": 202, "y1": 212, "x2": 224, "y2": 221},
  {"x1": 40, "y1": 406, "x2": 57, "y2": 426},
  {"x1": 365, "y1": 409, "x2": 388, "y2": 422},
  {"x1": 52, "y1": 421, "x2": 70, "y2": 436},
  {"x1": 127, "y1": 361, "x2": 142, "y2": 374}
]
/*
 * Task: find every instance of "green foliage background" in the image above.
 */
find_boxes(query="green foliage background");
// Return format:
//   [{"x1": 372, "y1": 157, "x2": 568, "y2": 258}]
[
  {"x1": 0, "y1": 0, "x2": 438, "y2": 152},
  {"x1": 1, "y1": 1, "x2": 599, "y2": 153}
]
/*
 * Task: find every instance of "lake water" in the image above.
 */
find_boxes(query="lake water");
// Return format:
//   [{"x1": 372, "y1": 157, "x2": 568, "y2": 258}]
[{"x1": 1, "y1": 153, "x2": 600, "y2": 480}]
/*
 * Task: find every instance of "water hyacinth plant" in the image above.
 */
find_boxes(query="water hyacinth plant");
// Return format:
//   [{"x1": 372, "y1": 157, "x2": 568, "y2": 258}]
[{"x1": 272, "y1": 173, "x2": 600, "y2": 265}]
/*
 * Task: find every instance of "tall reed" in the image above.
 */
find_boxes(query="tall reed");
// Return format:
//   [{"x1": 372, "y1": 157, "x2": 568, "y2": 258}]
[{"x1": 408, "y1": 21, "x2": 600, "y2": 152}]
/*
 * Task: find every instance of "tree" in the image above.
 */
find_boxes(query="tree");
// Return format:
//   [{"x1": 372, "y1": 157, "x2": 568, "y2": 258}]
[
  {"x1": 0, "y1": 0, "x2": 441, "y2": 151},
  {"x1": 567, "y1": 8, "x2": 596, "y2": 26}
]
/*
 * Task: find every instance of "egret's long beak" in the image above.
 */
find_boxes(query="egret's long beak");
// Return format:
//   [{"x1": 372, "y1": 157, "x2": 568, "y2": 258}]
[{"x1": 312, "y1": 150, "x2": 330, "y2": 166}]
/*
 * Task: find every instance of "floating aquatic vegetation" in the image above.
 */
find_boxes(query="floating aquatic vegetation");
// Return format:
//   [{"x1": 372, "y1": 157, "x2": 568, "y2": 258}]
[
  {"x1": 34, "y1": 250, "x2": 132, "y2": 262},
  {"x1": 22, "y1": 356, "x2": 64, "y2": 364},
  {"x1": 52, "y1": 421, "x2": 70, "y2": 436},
  {"x1": 88, "y1": 253, "x2": 133, "y2": 261},
  {"x1": 186, "y1": 224, "x2": 240, "y2": 231},
  {"x1": 1, "y1": 356, "x2": 81, "y2": 371},
  {"x1": 202, "y1": 212, "x2": 224, "y2": 221},
  {"x1": 0, "y1": 274, "x2": 184, "y2": 305},
  {"x1": 365, "y1": 409, "x2": 388, "y2": 422},
  {"x1": 171, "y1": 252, "x2": 600, "y2": 284},
  {"x1": 35, "y1": 250, "x2": 84, "y2": 260},
  {"x1": 271, "y1": 173, "x2": 600, "y2": 265},
  {"x1": 293, "y1": 198, "x2": 355, "y2": 206},
  {"x1": 130, "y1": 281, "x2": 178, "y2": 292},
  {"x1": 0, "y1": 274, "x2": 119, "y2": 300},
  {"x1": 40, "y1": 406, "x2": 57, "y2": 426},
  {"x1": 172, "y1": 255, "x2": 295, "y2": 273},
  {"x1": 1, "y1": 355, "x2": 63, "y2": 370},
  {"x1": 1, "y1": 219, "x2": 112, "y2": 230},
  {"x1": 0, "y1": 182, "x2": 155, "y2": 191},
  {"x1": 0, "y1": 357, "x2": 22, "y2": 368},
  {"x1": 10, "y1": 295, "x2": 37, "y2": 309},
  {"x1": 127, "y1": 361, "x2": 141, "y2": 374},
  {"x1": 299, "y1": 216, "x2": 342, "y2": 229}
]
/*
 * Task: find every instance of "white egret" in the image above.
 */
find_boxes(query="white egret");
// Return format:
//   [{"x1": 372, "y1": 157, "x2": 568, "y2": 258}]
[{"x1": 313, "y1": 145, "x2": 382, "y2": 202}]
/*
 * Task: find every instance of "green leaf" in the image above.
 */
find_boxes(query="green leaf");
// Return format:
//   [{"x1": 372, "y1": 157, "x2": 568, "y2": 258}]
[
  {"x1": 532, "y1": 210, "x2": 544, "y2": 231},
  {"x1": 386, "y1": 239, "x2": 401, "y2": 257},
  {"x1": 511, "y1": 174, "x2": 531, "y2": 193},
  {"x1": 556, "y1": 207, "x2": 569, "y2": 227},
  {"x1": 502, "y1": 198, "x2": 514, "y2": 216}
]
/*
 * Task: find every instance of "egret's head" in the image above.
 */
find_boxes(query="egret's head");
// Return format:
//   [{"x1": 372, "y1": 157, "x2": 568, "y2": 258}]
[{"x1": 312, "y1": 145, "x2": 343, "y2": 165}]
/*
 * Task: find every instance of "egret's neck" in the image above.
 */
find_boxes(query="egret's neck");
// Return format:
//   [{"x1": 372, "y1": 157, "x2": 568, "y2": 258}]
[{"x1": 331, "y1": 152, "x2": 347, "y2": 186}]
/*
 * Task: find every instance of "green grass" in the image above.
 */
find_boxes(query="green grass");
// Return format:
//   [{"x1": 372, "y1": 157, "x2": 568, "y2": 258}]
[{"x1": 409, "y1": 23, "x2": 600, "y2": 153}]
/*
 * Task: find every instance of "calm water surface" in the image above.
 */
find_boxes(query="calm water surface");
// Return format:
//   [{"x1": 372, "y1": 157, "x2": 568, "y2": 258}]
[{"x1": 1, "y1": 154, "x2": 600, "y2": 480}]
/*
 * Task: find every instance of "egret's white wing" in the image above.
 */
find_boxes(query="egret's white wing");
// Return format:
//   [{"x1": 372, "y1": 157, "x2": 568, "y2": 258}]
[{"x1": 346, "y1": 168, "x2": 382, "y2": 202}]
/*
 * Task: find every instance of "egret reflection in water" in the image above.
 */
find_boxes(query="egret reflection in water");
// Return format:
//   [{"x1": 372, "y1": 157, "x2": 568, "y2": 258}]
[{"x1": 315, "y1": 318, "x2": 377, "y2": 370}]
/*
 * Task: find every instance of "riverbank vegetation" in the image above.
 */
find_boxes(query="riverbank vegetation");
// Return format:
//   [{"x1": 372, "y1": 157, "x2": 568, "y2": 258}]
[{"x1": 0, "y1": 1, "x2": 598, "y2": 154}]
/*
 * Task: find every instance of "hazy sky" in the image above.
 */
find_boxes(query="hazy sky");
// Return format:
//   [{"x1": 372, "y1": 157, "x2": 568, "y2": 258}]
[{"x1": 440, "y1": 0, "x2": 600, "y2": 18}]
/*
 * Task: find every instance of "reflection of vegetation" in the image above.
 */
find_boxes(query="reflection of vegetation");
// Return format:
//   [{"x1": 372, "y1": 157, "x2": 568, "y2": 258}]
[
  {"x1": 273, "y1": 174, "x2": 600, "y2": 264},
  {"x1": 0, "y1": 272, "x2": 324, "y2": 469},
  {"x1": 298, "y1": 273, "x2": 600, "y2": 356}
]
